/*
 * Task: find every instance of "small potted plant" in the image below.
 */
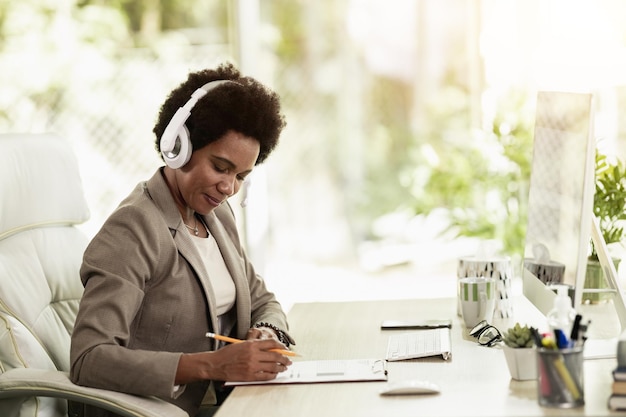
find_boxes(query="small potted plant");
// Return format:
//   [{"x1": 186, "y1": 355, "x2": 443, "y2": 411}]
[
  {"x1": 584, "y1": 150, "x2": 626, "y2": 302},
  {"x1": 502, "y1": 322, "x2": 537, "y2": 380}
]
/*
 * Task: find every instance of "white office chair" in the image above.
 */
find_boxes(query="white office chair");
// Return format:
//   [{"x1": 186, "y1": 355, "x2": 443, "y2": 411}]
[{"x1": 0, "y1": 133, "x2": 188, "y2": 417}]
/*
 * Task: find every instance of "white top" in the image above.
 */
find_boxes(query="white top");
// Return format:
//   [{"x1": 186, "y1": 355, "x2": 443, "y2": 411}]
[{"x1": 191, "y1": 232, "x2": 236, "y2": 319}]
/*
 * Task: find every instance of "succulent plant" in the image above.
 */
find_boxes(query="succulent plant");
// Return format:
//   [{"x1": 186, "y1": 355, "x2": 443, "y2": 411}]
[{"x1": 503, "y1": 322, "x2": 534, "y2": 348}]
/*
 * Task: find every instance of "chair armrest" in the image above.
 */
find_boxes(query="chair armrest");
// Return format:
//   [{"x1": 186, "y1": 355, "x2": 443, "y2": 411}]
[{"x1": 0, "y1": 369, "x2": 189, "y2": 417}]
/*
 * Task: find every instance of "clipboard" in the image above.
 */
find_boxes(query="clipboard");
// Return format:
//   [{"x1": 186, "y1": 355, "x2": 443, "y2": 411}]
[{"x1": 224, "y1": 358, "x2": 387, "y2": 386}]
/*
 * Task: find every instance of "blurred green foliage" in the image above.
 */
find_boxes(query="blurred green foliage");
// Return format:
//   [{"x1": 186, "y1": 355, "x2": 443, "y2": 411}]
[
  {"x1": 592, "y1": 150, "x2": 626, "y2": 259},
  {"x1": 0, "y1": 0, "x2": 537, "y2": 259},
  {"x1": 412, "y1": 90, "x2": 534, "y2": 256},
  {"x1": 349, "y1": 80, "x2": 535, "y2": 260}
]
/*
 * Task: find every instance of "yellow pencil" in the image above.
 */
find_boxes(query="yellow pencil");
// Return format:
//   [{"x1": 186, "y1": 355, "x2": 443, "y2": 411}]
[{"x1": 205, "y1": 332, "x2": 299, "y2": 357}]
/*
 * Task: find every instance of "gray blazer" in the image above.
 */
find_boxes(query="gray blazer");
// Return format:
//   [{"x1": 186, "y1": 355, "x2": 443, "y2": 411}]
[{"x1": 70, "y1": 168, "x2": 291, "y2": 416}]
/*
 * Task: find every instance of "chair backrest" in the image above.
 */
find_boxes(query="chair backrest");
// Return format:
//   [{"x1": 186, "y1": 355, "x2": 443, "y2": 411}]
[{"x1": 0, "y1": 133, "x2": 91, "y2": 416}]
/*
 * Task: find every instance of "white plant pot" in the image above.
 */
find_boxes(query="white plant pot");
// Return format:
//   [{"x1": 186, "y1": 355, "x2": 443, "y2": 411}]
[{"x1": 502, "y1": 345, "x2": 537, "y2": 380}]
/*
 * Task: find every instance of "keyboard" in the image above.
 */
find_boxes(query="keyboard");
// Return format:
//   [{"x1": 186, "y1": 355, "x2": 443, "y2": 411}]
[{"x1": 385, "y1": 328, "x2": 452, "y2": 361}]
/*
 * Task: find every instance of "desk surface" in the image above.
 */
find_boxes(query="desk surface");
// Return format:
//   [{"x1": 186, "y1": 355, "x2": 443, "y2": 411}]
[{"x1": 215, "y1": 297, "x2": 619, "y2": 417}]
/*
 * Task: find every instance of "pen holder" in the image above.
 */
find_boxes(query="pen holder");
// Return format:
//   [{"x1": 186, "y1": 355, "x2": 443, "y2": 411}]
[{"x1": 536, "y1": 347, "x2": 584, "y2": 408}]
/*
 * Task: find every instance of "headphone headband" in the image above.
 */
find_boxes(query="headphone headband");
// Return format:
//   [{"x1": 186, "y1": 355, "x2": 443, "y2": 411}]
[{"x1": 160, "y1": 79, "x2": 235, "y2": 168}]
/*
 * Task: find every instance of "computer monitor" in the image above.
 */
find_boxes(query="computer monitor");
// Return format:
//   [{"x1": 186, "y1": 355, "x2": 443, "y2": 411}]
[
  {"x1": 522, "y1": 91, "x2": 626, "y2": 359},
  {"x1": 522, "y1": 91, "x2": 595, "y2": 313}
]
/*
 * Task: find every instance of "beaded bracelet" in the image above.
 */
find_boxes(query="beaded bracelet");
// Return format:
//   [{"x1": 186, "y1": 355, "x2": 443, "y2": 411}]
[{"x1": 254, "y1": 322, "x2": 292, "y2": 347}]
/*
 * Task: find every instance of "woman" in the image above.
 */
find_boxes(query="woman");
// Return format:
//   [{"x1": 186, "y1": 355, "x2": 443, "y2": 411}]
[{"x1": 70, "y1": 62, "x2": 294, "y2": 417}]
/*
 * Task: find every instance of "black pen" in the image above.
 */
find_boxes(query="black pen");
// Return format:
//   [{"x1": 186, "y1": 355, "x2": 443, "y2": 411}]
[
  {"x1": 570, "y1": 314, "x2": 582, "y2": 346},
  {"x1": 578, "y1": 320, "x2": 591, "y2": 345}
]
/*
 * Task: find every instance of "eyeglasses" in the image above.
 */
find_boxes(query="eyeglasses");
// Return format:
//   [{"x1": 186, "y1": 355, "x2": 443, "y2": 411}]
[{"x1": 469, "y1": 320, "x2": 502, "y2": 347}]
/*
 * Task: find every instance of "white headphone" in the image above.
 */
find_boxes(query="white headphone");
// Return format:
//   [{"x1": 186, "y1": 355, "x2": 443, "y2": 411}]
[{"x1": 160, "y1": 79, "x2": 234, "y2": 169}]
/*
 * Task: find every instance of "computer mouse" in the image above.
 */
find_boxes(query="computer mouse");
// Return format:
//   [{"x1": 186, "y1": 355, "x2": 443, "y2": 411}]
[{"x1": 379, "y1": 379, "x2": 441, "y2": 396}]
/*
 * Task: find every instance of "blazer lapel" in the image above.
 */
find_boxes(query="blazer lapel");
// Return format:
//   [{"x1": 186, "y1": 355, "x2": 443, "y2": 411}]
[
  {"x1": 145, "y1": 169, "x2": 253, "y2": 340},
  {"x1": 145, "y1": 170, "x2": 220, "y2": 337}
]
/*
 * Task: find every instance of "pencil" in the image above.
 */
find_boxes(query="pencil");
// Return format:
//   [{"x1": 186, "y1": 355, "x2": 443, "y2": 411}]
[{"x1": 205, "y1": 332, "x2": 299, "y2": 357}]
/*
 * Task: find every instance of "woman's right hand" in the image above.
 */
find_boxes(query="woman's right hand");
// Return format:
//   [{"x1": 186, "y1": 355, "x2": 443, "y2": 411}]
[{"x1": 175, "y1": 339, "x2": 292, "y2": 384}]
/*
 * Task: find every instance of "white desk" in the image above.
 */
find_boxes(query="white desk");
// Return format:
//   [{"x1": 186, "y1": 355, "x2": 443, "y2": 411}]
[{"x1": 215, "y1": 296, "x2": 619, "y2": 416}]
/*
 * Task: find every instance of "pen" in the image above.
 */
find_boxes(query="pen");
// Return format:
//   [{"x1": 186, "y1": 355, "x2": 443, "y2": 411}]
[
  {"x1": 578, "y1": 320, "x2": 591, "y2": 345},
  {"x1": 551, "y1": 355, "x2": 581, "y2": 401},
  {"x1": 206, "y1": 332, "x2": 299, "y2": 357},
  {"x1": 554, "y1": 329, "x2": 570, "y2": 349},
  {"x1": 541, "y1": 335, "x2": 557, "y2": 350},
  {"x1": 570, "y1": 314, "x2": 582, "y2": 344}
]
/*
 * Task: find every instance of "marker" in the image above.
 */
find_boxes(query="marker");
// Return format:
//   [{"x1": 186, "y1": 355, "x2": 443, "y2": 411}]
[
  {"x1": 578, "y1": 320, "x2": 591, "y2": 345},
  {"x1": 206, "y1": 332, "x2": 299, "y2": 357},
  {"x1": 554, "y1": 329, "x2": 569, "y2": 349},
  {"x1": 570, "y1": 314, "x2": 582, "y2": 346},
  {"x1": 540, "y1": 332, "x2": 557, "y2": 349}
]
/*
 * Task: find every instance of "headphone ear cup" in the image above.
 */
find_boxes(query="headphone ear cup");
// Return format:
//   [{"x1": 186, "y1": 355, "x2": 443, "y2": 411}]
[
  {"x1": 162, "y1": 125, "x2": 192, "y2": 169},
  {"x1": 160, "y1": 80, "x2": 232, "y2": 169}
]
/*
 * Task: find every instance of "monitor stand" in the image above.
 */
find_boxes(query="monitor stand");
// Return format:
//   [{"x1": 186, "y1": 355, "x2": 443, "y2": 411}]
[
  {"x1": 522, "y1": 268, "x2": 555, "y2": 316},
  {"x1": 583, "y1": 337, "x2": 618, "y2": 360},
  {"x1": 582, "y1": 216, "x2": 626, "y2": 359}
]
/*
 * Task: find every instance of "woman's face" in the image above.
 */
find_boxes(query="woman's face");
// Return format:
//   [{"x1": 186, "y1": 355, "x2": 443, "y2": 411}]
[{"x1": 172, "y1": 130, "x2": 260, "y2": 215}]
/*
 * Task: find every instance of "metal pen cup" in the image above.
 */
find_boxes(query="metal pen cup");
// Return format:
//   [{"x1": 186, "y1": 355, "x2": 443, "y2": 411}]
[{"x1": 536, "y1": 346, "x2": 584, "y2": 408}]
